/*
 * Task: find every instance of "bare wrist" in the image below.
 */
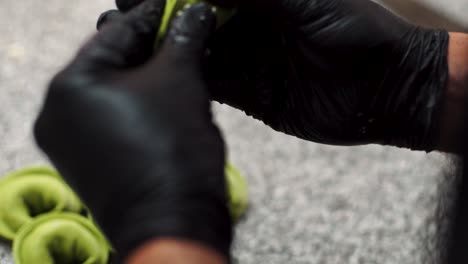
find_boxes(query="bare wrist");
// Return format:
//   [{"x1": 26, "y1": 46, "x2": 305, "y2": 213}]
[
  {"x1": 125, "y1": 239, "x2": 226, "y2": 264},
  {"x1": 447, "y1": 33, "x2": 468, "y2": 98},
  {"x1": 436, "y1": 32, "x2": 468, "y2": 152}
]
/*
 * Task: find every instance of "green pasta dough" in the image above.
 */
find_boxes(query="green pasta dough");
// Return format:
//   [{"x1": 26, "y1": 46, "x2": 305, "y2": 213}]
[
  {"x1": 155, "y1": 0, "x2": 247, "y2": 221},
  {"x1": 13, "y1": 213, "x2": 110, "y2": 264},
  {"x1": 0, "y1": 167, "x2": 85, "y2": 240},
  {"x1": 225, "y1": 163, "x2": 249, "y2": 222},
  {"x1": 1, "y1": 161, "x2": 247, "y2": 263},
  {"x1": 156, "y1": 0, "x2": 235, "y2": 46}
]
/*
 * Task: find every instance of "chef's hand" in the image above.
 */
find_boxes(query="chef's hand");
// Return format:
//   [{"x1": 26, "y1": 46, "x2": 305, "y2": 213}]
[
  {"x1": 34, "y1": 0, "x2": 232, "y2": 262},
  {"x1": 105, "y1": 0, "x2": 449, "y2": 151}
]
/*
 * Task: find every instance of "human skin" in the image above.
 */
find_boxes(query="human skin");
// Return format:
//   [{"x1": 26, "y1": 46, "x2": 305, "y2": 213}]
[
  {"x1": 437, "y1": 32, "x2": 468, "y2": 153},
  {"x1": 126, "y1": 239, "x2": 226, "y2": 264}
]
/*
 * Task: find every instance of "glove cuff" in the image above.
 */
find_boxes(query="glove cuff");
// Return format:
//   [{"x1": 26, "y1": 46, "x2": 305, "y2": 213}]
[
  {"x1": 371, "y1": 28, "x2": 449, "y2": 151},
  {"x1": 101, "y1": 191, "x2": 233, "y2": 263}
]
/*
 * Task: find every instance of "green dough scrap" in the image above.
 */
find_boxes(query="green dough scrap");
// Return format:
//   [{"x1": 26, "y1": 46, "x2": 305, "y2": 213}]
[
  {"x1": 0, "y1": 166, "x2": 85, "y2": 240},
  {"x1": 13, "y1": 213, "x2": 110, "y2": 264},
  {"x1": 156, "y1": 0, "x2": 235, "y2": 47},
  {"x1": 226, "y1": 163, "x2": 249, "y2": 222}
]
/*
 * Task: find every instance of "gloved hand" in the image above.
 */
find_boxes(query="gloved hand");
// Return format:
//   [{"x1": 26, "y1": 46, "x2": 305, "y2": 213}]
[
  {"x1": 106, "y1": 0, "x2": 449, "y2": 151},
  {"x1": 34, "y1": 0, "x2": 232, "y2": 262}
]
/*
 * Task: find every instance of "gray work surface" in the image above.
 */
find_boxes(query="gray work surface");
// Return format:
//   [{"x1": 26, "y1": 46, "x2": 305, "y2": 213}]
[{"x1": 0, "y1": 0, "x2": 467, "y2": 263}]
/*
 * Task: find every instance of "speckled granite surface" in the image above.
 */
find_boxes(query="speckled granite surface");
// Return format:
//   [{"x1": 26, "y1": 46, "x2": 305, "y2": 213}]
[{"x1": 0, "y1": 0, "x2": 467, "y2": 263}]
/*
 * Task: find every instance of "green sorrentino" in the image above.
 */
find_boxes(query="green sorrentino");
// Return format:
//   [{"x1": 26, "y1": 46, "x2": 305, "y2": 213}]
[{"x1": 155, "y1": 0, "x2": 235, "y2": 47}]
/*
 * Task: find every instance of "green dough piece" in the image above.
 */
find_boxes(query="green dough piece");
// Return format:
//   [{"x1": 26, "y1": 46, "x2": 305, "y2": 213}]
[
  {"x1": 156, "y1": 0, "x2": 247, "y2": 221},
  {"x1": 13, "y1": 213, "x2": 109, "y2": 264},
  {"x1": 0, "y1": 160, "x2": 248, "y2": 246},
  {"x1": 155, "y1": 0, "x2": 235, "y2": 47},
  {"x1": 0, "y1": 166, "x2": 86, "y2": 240},
  {"x1": 226, "y1": 163, "x2": 248, "y2": 222}
]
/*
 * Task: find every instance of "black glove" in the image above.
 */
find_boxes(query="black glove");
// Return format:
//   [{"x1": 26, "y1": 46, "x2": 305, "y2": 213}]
[
  {"x1": 106, "y1": 0, "x2": 449, "y2": 151},
  {"x1": 34, "y1": 0, "x2": 232, "y2": 262}
]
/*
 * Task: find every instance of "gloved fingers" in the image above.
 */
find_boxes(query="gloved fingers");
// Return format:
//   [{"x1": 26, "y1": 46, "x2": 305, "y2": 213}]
[
  {"x1": 71, "y1": 0, "x2": 165, "y2": 73},
  {"x1": 206, "y1": 0, "x2": 282, "y2": 15},
  {"x1": 116, "y1": 0, "x2": 146, "y2": 12},
  {"x1": 204, "y1": 0, "x2": 236, "y2": 8},
  {"x1": 152, "y1": 3, "x2": 216, "y2": 68},
  {"x1": 96, "y1": 10, "x2": 123, "y2": 31},
  {"x1": 116, "y1": 0, "x2": 234, "y2": 12}
]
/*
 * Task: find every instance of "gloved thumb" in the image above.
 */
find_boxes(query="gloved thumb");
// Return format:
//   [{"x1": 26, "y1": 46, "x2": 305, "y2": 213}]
[
  {"x1": 157, "y1": 3, "x2": 216, "y2": 66},
  {"x1": 72, "y1": 0, "x2": 165, "y2": 72}
]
